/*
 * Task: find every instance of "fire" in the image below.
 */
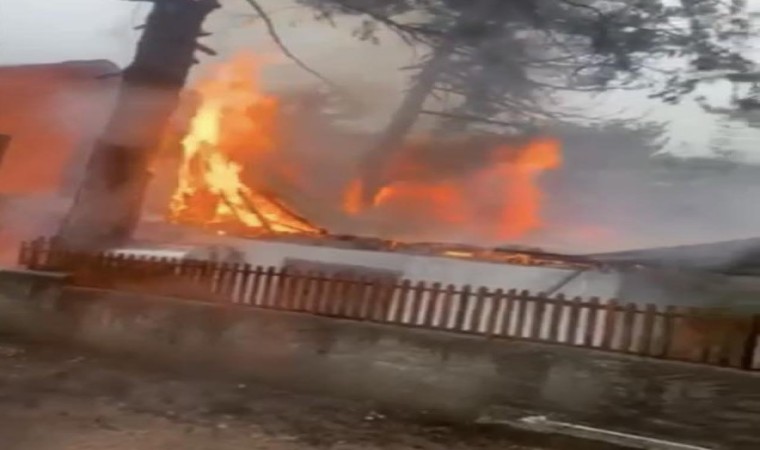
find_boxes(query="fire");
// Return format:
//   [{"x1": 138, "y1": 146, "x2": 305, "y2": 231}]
[
  {"x1": 488, "y1": 137, "x2": 562, "y2": 239},
  {"x1": 343, "y1": 137, "x2": 561, "y2": 242},
  {"x1": 373, "y1": 181, "x2": 469, "y2": 225},
  {"x1": 167, "y1": 54, "x2": 560, "y2": 243},
  {"x1": 343, "y1": 179, "x2": 364, "y2": 216},
  {"x1": 169, "y1": 54, "x2": 320, "y2": 235}
]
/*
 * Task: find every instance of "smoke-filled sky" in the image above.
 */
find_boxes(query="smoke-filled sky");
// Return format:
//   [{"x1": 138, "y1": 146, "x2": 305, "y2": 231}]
[
  {"x1": 2, "y1": 0, "x2": 760, "y2": 162},
  {"x1": 1, "y1": 0, "x2": 760, "y2": 254}
]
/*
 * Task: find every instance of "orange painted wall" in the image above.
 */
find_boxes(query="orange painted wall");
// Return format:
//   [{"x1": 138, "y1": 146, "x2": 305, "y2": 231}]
[{"x1": 0, "y1": 61, "x2": 119, "y2": 194}]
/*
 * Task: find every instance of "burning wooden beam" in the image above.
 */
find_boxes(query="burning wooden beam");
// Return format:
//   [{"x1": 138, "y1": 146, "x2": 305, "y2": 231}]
[
  {"x1": 235, "y1": 189, "x2": 273, "y2": 233},
  {"x1": 233, "y1": 187, "x2": 322, "y2": 235}
]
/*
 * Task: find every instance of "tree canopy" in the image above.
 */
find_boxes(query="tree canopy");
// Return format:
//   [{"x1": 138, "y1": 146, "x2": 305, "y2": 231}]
[{"x1": 293, "y1": 0, "x2": 754, "y2": 118}]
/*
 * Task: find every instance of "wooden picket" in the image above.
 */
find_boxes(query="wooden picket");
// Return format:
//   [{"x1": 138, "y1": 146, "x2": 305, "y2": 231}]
[{"x1": 16, "y1": 238, "x2": 760, "y2": 371}]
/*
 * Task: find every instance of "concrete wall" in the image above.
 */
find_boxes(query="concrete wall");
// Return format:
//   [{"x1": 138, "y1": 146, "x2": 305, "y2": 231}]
[{"x1": 0, "y1": 270, "x2": 759, "y2": 449}]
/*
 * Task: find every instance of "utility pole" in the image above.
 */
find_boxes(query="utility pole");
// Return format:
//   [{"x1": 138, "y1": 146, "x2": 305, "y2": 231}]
[{"x1": 56, "y1": 0, "x2": 220, "y2": 251}]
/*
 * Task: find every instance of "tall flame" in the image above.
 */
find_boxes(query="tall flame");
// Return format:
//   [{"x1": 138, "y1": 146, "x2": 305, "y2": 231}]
[{"x1": 169, "y1": 54, "x2": 319, "y2": 235}]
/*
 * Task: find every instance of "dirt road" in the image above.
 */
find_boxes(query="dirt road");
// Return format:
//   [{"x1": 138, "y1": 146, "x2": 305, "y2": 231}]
[{"x1": 0, "y1": 337, "x2": 619, "y2": 450}]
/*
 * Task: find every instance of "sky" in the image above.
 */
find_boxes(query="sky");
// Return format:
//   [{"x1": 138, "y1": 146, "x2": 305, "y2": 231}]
[{"x1": 0, "y1": 0, "x2": 759, "y2": 161}]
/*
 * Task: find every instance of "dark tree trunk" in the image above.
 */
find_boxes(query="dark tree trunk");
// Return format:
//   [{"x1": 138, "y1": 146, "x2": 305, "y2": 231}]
[
  {"x1": 358, "y1": 42, "x2": 454, "y2": 206},
  {"x1": 56, "y1": 0, "x2": 220, "y2": 251},
  {"x1": 358, "y1": 0, "x2": 500, "y2": 206}
]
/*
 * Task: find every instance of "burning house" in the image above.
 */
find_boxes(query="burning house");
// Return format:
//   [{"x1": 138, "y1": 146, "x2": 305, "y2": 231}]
[
  {"x1": 160, "y1": 55, "x2": 563, "y2": 241},
  {"x1": 133, "y1": 55, "x2": 760, "y2": 309},
  {"x1": 2, "y1": 55, "x2": 759, "y2": 310}
]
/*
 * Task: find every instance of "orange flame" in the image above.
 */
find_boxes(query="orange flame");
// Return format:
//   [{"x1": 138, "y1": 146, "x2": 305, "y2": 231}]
[
  {"x1": 168, "y1": 54, "x2": 319, "y2": 235},
  {"x1": 343, "y1": 137, "x2": 561, "y2": 242},
  {"x1": 373, "y1": 181, "x2": 469, "y2": 225},
  {"x1": 343, "y1": 178, "x2": 364, "y2": 216},
  {"x1": 489, "y1": 137, "x2": 562, "y2": 239},
  {"x1": 167, "y1": 55, "x2": 559, "y2": 242}
]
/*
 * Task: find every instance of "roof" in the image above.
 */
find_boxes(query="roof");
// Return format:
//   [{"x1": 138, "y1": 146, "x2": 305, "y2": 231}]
[
  {"x1": 0, "y1": 60, "x2": 121, "y2": 194},
  {"x1": 588, "y1": 237, "x2": 760, "y2": 274},
  {"x1": 0, "y1": 60, "x2": 120, "y2": 79}
]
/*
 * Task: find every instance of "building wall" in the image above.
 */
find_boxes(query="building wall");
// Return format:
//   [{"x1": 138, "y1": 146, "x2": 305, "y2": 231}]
[
  {"x1": 0, "y1": 61, "x2": 119, "y2": 194},
  {"x1": 224, "y1": 238, "x2": 624, "y2": 299},
  {"x1": 1, "y1": 270, "x2": 759, "y2": 449}
]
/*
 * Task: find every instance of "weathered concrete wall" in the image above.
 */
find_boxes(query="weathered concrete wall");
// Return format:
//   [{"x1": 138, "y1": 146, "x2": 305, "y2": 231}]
[{"x1": 0, "y1": 270, "x2": 758, "y2": 449}]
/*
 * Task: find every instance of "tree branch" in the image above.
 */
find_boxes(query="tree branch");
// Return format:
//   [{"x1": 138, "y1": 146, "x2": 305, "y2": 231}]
[
  {"x1": 242, "y1": 0, "x2": 343, "y2": 92},
  {"x1": 324, "y1": 0, "x2": 441, "y2": 45},
  {"x1": 419, "y1": 109, "x2": 521, "y2": 129}
]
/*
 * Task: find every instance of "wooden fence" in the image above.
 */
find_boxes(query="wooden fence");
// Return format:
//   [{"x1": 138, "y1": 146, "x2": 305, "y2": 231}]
[{"x1": 18, "y1": 238, "x2": 760, "y2": 371}]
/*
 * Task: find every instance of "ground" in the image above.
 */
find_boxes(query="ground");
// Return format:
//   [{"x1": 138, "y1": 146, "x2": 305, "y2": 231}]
[{"x1": 0, "y1": 337, "x2": 617, "y2": 450}]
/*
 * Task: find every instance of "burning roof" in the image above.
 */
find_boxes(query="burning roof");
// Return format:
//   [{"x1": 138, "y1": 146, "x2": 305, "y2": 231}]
[
  {"x1": 168, "y1": 54, "x2": 323, "y2": 235},
  {"x1": 167, "y1": 54, "x2": 562, "y2": 245}
]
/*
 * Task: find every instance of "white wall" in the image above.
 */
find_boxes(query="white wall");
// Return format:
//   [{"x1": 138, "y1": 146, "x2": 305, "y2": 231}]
[{"x1": 227, "y1": 237, "x2": 622, "y2": 299}]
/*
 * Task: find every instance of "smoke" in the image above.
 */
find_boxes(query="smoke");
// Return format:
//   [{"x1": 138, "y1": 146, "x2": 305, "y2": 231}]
[
  {"x1": 539, "y1": 126, "x2": 760, "y2": 256},
  {"x1": 4, "y1": 0, "x2": 759, "y2": 264},
  {"x1": 161, "y1": 41, "x2": 760, "y2": 256}
]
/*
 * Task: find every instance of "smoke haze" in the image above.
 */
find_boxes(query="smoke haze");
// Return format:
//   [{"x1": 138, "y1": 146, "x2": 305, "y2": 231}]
[{"x1": 0, "y1": 0, "x2": 759, "y2": 261}]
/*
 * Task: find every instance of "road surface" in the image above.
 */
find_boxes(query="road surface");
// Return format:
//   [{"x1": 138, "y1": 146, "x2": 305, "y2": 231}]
[{"x1": 0, "y1": 337, "x2": 619, "y2": 450}]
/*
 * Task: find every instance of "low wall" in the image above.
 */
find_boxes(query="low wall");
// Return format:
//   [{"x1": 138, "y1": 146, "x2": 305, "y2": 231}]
[{"x1": 0, "y1": 270, "x2": 759, "y2": 449}]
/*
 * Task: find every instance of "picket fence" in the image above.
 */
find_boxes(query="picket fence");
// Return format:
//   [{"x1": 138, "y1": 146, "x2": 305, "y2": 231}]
[{"x1": 18, "y1": 238, "x2": 760, "y2": 371}]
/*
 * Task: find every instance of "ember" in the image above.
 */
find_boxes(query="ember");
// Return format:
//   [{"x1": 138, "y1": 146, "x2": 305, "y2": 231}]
[
  {"x1": 169, "y1": 55, "x2": 321, "y2": 235},
  {"x1": 443, "y1": 250, "x2": 475, "y2": 258}
]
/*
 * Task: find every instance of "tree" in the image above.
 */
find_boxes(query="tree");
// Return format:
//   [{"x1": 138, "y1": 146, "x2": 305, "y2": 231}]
[
  {"x1": 56, "y1": 0, "x2": 220, "y2": 251},
  {"x1": 56, "y1": 0, "x2": 758, "y2": 249},
  {"x1": 294, "y1": 0, "x2": 754, "y2": 205}
]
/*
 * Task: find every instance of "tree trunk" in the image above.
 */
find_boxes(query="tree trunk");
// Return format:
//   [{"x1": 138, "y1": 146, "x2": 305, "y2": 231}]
[
  {"x1": 56, "y1": 0, "x2": 219, "y2": 251},
  {"x1": 358, "y1": 42, "x2": 454, "y2": 205},
  {"x1": 358, "y1": 0, "x2": 500, "y2": 206}
]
